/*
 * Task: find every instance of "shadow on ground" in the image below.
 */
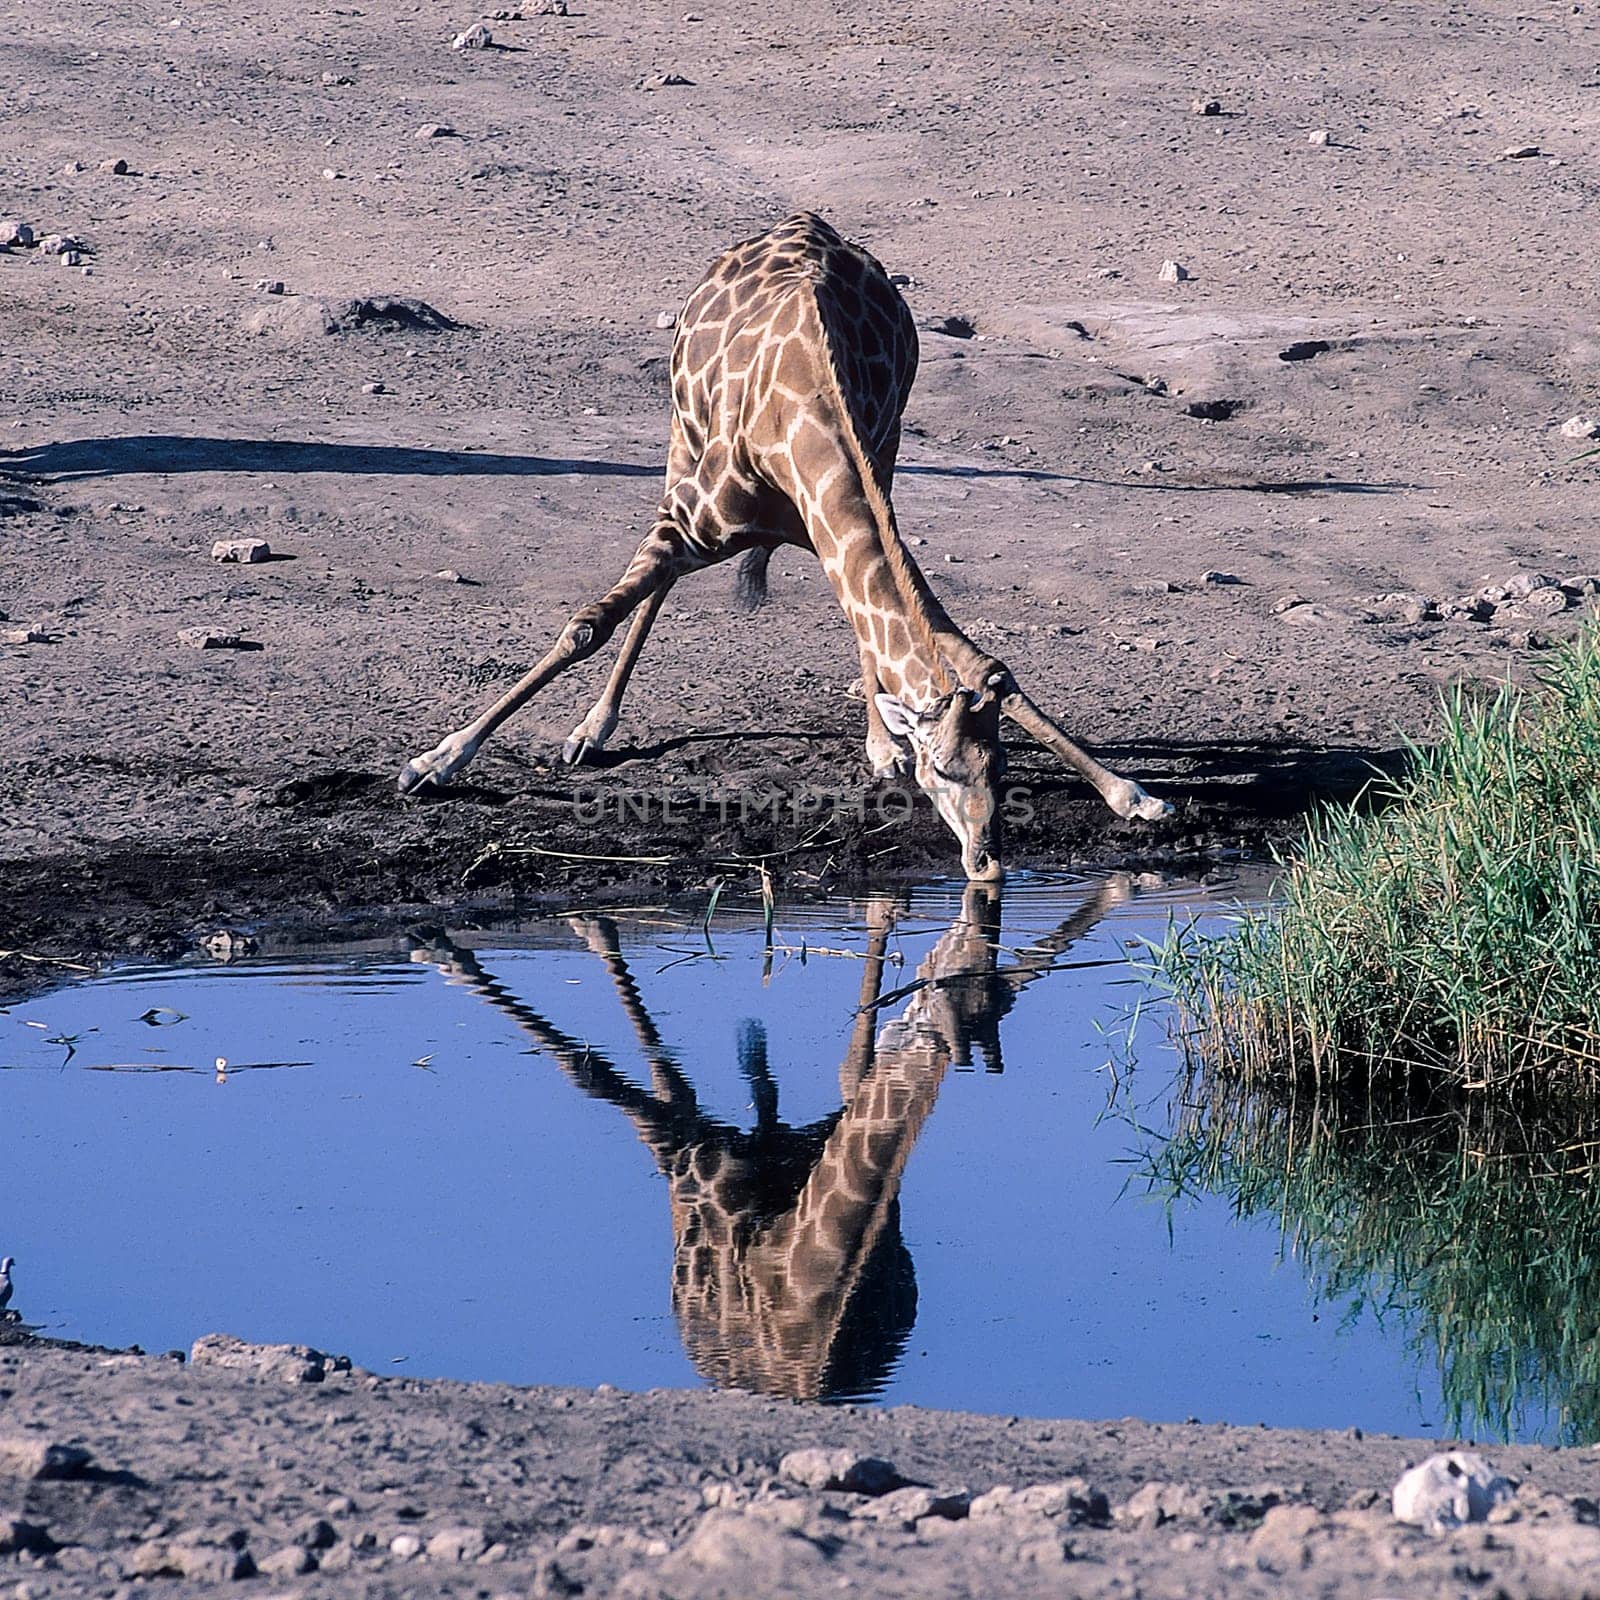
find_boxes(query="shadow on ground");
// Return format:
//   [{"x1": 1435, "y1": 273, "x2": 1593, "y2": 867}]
[{"x1": 1, "y1": 435, "x2": 660, "y2": 482}]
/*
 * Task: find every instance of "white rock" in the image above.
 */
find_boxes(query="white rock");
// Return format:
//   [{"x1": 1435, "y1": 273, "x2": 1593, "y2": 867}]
[
  {"x1": 452, "y1": 22, "x2": 493, "y2": 49},
  {"x1": 415, "y1": 123, "x2": 455, "y2": 139},
  {"x1": 1500, "y1": 144, "x2": 1541, "y2": 160},
  {"x1": 210, "y1": 538, "x2": 271, "y2": 564},
  {"x1": 1392, "y1": 1452, "x2": 1513, "y2": 1533},
  {"x1": 98, "y1": 157, "x2": 129, "y2": 174},
  {"x1": 1560, "y1": 415, "x2": 1600, "y2": 441},
  {"x1": 36, "y1": 233, "x2": 83, "y2": 256},
  {"x1": 1308, "y1": 128, "x2": 1332, "y2": 146},
  {"x1": 655, "y1": 309, "x2": 677, "y2": 330},
  {"x1": 1, "y1": 219, "x2": 33, "y2": 248},
  {"x1": 1158, "y1": 259, "x2": 1189, "y2": 283},
  {"x1": 389, "y1": 1533, "x2": 423, "y2": 1559}
]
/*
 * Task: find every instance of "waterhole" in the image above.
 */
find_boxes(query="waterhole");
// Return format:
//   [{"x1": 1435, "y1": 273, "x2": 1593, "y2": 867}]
[{"x1": 1, "y1": 872, "x2": 1584, "y2": 1441}]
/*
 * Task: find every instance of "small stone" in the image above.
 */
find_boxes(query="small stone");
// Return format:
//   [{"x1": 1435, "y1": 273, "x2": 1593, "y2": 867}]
[
  {"x1": 254, "y1": 278, "x2": 285, "y2": 294},
  {"x1": 1560, "y1": 415, "x2": 1600, "y2": 440},
  {"x1": 36, "y1": 232, "x2": 83, "y2": 256},
  {"x1": 326, "y1": 1496, "x2": 357, "y2": 1518},
  {"x1": 1273, "y1": 592, "x2": 1307, "y2": 613},
  {"x1": 362, "y1": 380, "x2": 386, "y2": 394},
  {"x1": 1, "y1": 219, "x2": 33, "y2": 248},
  {"x1": 779, "y1": 1448, "x2": 905, "y2": 1495},
  {"x1": 1092, "y1": 266, "x2": 1121, "y2": 279},
  {"x1": 177, "y1": 626, "x2": 247, "y2": 650},
  {"x1": 62, "y1": 160, "x2": 84, "y2": 175},
  {"x1": 426, "y1": 1525, "x2": 490, "y2": 1562},
  {"x1": 1191, "y1": 96, "x2": 1222, "y2": 115},
  {"x1": 211, "y1": 538, "x2": 271, "y2": 563},
  {"x1": 0, "y1": 628, "x2": 49, "y2": 645},
  {"x1": 190, "y1": 1331, "x2": 350, "y2": 1379},
  {"x1": 415, "y1": 123, "x2": 455, "y2": 139},
  {"x1": 1504, "y1": 571, "x2": 1559, "y2": 598},
  {"x1": 1200, "y1": 569, "x2": 1242, "y2": 586},
  {"x1": 532, "y1": 0, "x2": 570, "y2": 11},
  {"x1": 655, "y1": 309, "x2": 677, "y2": 330},
  {"x1": 1307, "y1": 128, "x2": 1332, "y2": 146},
  {"x1": 175, "y1": 1543, "x2": 255, "y2": 1583},
  {"x1": 854, "y1": 1486, "x2": 972, "y2": 1524},
  {"x1": 98, "y1": 157, "x2": 129, "y2": 174},
  {"x1": 972, "y1": 1480, "x2": 1109, "y2": 1524},
  {"x1": 452, "y1": 22, "x2": 493, "y2": 49},
  {"x1": 435, "y1": 568, "x2": 467, "y2": 582},
  {"x1": 322, "y1": 167, "x2": 341, "y2": 181},
  {"x1": 257, "y1": 1546, "x2": 315, "y2": 1579},
  {"x1": 0, "y1": 1439, "x2": 92, "y2": 1480},
  {"x1": 293, "y1": 1517, "x2": 338, "y2": 1550},
  {"x1": 1118, "y1": 1481, "x2": 1214, "y2": 1529},
  {"x1": 389, "y1": 1533, "x2": 423, "y2": 1559},
  {"x1": 637, "y1": 70, "x2": 693, "y2": 89},
  {"x1": 1521, "y1": 585, "x2": 1570, "y2": 616},
  {"x1": 1392, "y1": 1451, "x2": 1514, "y2": 1533},
  {"x1": 320, "y1": 70, "x2": 354, "y2": 85},
  {"x1": 1158, "y1": 259, "x2": 1189, "y2": 283},
  {"x1": 1500, "y1": 144, "x2": 1541, "y2": 159},
  {"x1": 60, "y1": 248, "x2": 81, "y2": 266}
]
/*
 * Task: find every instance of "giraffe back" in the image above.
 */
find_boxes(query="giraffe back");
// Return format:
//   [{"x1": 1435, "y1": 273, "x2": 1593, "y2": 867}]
[{"x1": 671, "y1": 212, "x2": 918, "y2": 478}]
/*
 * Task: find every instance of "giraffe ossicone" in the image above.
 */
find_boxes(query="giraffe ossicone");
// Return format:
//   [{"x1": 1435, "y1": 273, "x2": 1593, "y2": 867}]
[{"x1": 398, "y1": 212, "x2": 1172, "y2": 875}]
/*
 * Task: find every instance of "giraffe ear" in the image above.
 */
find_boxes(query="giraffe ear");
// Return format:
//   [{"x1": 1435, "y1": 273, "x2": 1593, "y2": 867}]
[{"x1": 874, "y1": 692, "x2": 920, "y2": 741}]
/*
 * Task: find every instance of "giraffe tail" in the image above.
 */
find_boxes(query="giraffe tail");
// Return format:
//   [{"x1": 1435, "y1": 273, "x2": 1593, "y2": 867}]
[{"x1": 733, "y1": 547, "x2": 772, "y2": 612}]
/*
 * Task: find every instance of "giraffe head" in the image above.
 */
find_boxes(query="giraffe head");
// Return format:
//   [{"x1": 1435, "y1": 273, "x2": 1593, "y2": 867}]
[{"x1": 875, "y1": 681, "x2": 1006, "y2": 882}]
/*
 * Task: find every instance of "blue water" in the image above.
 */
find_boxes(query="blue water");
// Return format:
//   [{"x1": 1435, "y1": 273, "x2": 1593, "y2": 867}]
[{"x1": 0, "y1": 872, "x2": 1519, "y2": 1437}]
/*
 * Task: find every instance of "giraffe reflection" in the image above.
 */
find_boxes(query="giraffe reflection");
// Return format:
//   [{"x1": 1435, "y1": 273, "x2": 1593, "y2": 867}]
[{"x1": 412, "y1": 876, "x2": 1132, "y2": 1401}]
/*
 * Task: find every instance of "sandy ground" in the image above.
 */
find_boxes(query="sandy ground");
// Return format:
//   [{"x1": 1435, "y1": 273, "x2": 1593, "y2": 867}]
[
  {"x1": 4, "y1": 2, "x2": 1600, "y2": 1590},
  {"x1": 4, "y1": 0, "x2": 1599, "y2": 964},
  {"x1": 5, "y1": 1329, "x2": 1600, "y2": 1599}
]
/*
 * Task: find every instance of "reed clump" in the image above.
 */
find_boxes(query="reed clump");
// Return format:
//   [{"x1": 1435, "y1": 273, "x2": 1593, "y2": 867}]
[{"x1": 1160, "y1": 624, "x2": 1600, "y2": 1095}]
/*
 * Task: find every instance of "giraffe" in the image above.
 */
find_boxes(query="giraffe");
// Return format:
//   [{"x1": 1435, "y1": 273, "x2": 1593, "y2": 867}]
[
  {"x1": 399, "y1": 212, "x2": 1171, "y2": 879},
  {"x1": 410, "y1": 874, "x2": 1133, "y2": 1399}
]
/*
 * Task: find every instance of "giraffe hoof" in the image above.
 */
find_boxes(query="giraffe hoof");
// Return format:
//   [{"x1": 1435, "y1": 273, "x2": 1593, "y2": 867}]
[
  {"x1": 398, "y1": 740, "x2": 473, "y2": 795},
  {"x1": 1107, "y1": 779, "x2": 1174, "y2": 823},
  {"x1": 561, "y1": 735, "x2": 599, "y2": 767},
  {"x1": 397, "y1": 758, "x2": 443, "y2": 796}
]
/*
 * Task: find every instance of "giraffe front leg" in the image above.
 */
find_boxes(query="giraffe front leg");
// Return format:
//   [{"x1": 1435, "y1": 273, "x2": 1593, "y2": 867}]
[
  {"x1": 860, "y1": 650, "x2": 911, "y2": 779},
  {"x1": 561, "y1": 584, "x2": 673, "y2": 766},
  {"x1": 400, "y1": 516, "x2": 685, "y2": 794}
]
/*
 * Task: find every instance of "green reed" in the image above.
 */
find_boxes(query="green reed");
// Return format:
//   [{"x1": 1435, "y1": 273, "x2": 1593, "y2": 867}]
[{"x1": 1157, "y1": 624, "x2": 1600, "y2": 1096}]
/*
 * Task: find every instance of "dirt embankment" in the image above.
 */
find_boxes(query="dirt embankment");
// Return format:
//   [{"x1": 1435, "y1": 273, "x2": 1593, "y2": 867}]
[{"x1": 4, "y1": 1330, "x2": 1600, "y2": 1599}]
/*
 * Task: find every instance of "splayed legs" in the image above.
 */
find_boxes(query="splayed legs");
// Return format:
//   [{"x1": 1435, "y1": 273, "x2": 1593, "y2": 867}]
[{"x1": 398, "y1": 514, "x2": 692, "y2": 794}]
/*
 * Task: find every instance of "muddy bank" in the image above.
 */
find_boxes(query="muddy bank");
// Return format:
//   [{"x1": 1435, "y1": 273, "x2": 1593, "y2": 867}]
[
  {"x1": 0, "y1": 1330, "x2": 1597, "y2": 1598},
  {"x1": 0, "y1": 730, "x2": 1369, "y2": 991}
]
